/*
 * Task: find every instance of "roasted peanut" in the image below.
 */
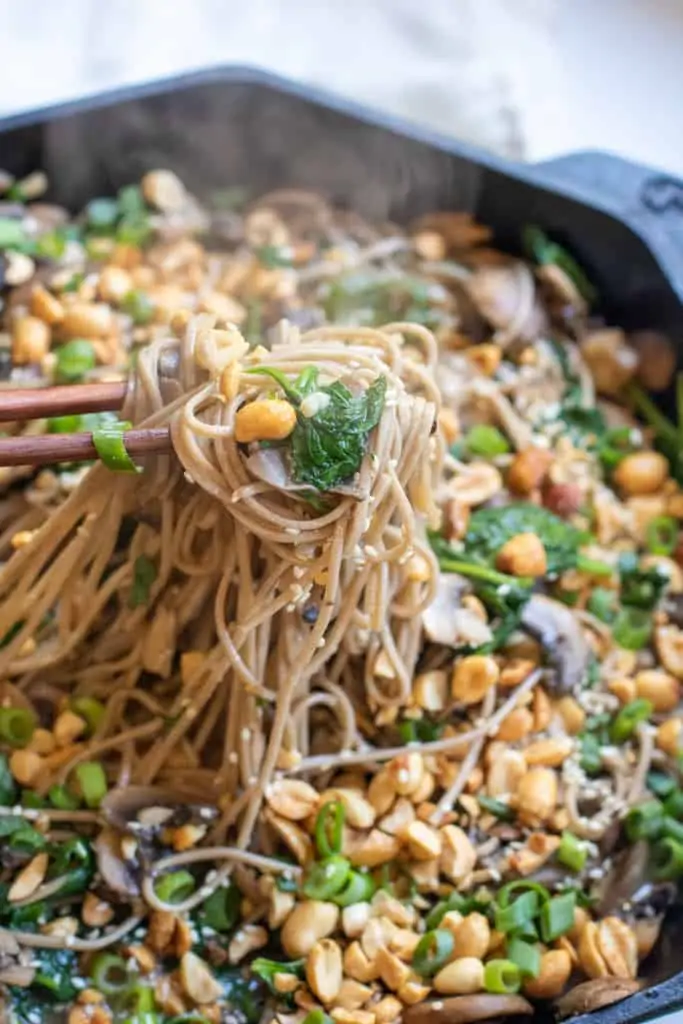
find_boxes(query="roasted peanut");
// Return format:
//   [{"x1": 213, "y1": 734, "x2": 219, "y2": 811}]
[
  {"x1": 343, "y1": 941, "x2": 379, "y2": 983},
  {"x1": 597, "y1": 917, "x2": 638, "y2": 979},
  {"x1": 433, "y1": 957, "x2": 484, "y2": 995},
  {"x1": 404, "y1": 820, "x2": 442, "y2": 860},
  {"x1": 524, "y1": 737, "x2": 573, "y2": 767},
  {"x1": 228, "y1": 924, "x2": 268, "y2": 964},
  {"x1": 9, "y1": 749, "x2": 43, "y2": 786},
  {"x1": 516, "y1": 767, "x2": 558, "y2": 823},
  {"x1": 613, "y1": 451, "x2": 669, "y2": 496},
  {"x1": 635, "y1": 668, "x2": 680, "y2": 711},
  {"x1": 179, "y1": 951, "x2": 223, "y2": 1004},
  {"x1": 451, "y1": 654, "x2": 499, "y2": 704},
  {"x1": 342, "y1": 902, "x2": 372, "y2": 939},
  {"x1": 235, "y1": 399, "x2": 297, "y2": 443},
  {"x1": 439, "y1": 825, "x2": 476, "y2": 882},
  {"x1": 448, "y1": 463, "x2": 502, "y2": 506},
  {"x1": 54, "y1": 710, "x2": 87, "y2": 747},
  {"x1": 656, "y1": 717, "x2": 682, "y2": 757},
  {"x1": 495, "y1": 707, "x2": 534, "y2": 742},
  {"x1": 61, "y1": 302, "x2": 113, "y2": 338},
  {"x1": 368, "y1": 769, "x2": 396, "y2": 816},
  {"x1": 496, "y1": 533, "x2": 547, "y2": 577},
  {"x1": 30, "y1": 284, "x2": 64, "y2": 324},
  {"x1": 451, "y1": 913, "x2": 490, "y2": 959},
  {"x1": 524, "y1": 949, "x2": 572, "y2": 1000},
  {"x1": 265, "y1": 779, "x2": 319, "y2": 820},
  {"x1": 499, "y1": 657, "x2": 537, "y2": 689},
  {"x1": 556, "y1": 696, "x2": 586, "y2": 735},
  {"x1": 12, "y1": 316, "x2": 50, "y2": 364},
  {"x1": 413, "y1": 670, "x2": 448, "y2": 712},
  {"x1": 580, "y1": 328, "x2": 638, "y2": 396},
  {"x1": 375, "y1": 946, "x2": 411, "y2": 991},
  {"x1": 98, "y1": 266, "x2": 133, "y2": 303},
  {"x1": 465, "y1": 343, "x2": 501, "y2": 376},
  {"x1": 306, "y1": 938, "x2": 343, "y2": 1003},
  {"x1": 8, "y1": 852, "x2": 48, "y2": 902},
  {"x1": 388, "y1": 752, "x2": 424, "y2": 797},
  {"x1": 507, "y1": 447, "x2": 553, "y2": 495},
  {"x1": 281, "y1": 901, "x2": 339, "y2": 958},
  {"x1": 487, "y1": 750, "x2": 526, "y2": 798}
]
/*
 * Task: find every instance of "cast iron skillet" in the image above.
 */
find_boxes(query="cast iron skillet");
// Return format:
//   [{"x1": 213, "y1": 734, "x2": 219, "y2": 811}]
[{"x1": 0, "y1": 64, "x2": 682, "y2": 1023}]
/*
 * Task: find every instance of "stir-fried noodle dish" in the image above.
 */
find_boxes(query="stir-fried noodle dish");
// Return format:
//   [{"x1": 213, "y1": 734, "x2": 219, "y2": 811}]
[{"x1": 0, "y1": 169, "x2": 681, "y2": 1023}]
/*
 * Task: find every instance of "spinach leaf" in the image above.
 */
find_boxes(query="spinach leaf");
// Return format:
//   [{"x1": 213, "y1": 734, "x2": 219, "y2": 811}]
[
  {"x1": 464, "y1": 503, "x2": 585, "y2": 575},
  {"x1": 213, "y1": 967, "x2": 264, "y2": 1024},
  {"x1": 561, "y1": 405, "x2": 607, "y2": 449},
  {"x1": 47, "y1": 837, "x2": 95, "y2": 897},
  {"x1": 249, "y1": 366, "x2": 387, "y2": 491},
  {"x1": 523, "y1": 225, "x2": 597, "y2": 304},
  {"x1": 618, "y1": 553, "x2": 670, "y2": 611},
  {"x1": 31, "y1": 949, "x2": 78, "y2": 1002},
  {"x1": 0, "y1": 753, "x2": 17, "y2": 805}
]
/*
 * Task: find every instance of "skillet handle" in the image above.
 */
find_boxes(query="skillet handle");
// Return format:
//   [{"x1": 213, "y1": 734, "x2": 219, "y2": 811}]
[{"x1": 533, "y1": 150, "x2": 683, "y2": 302}]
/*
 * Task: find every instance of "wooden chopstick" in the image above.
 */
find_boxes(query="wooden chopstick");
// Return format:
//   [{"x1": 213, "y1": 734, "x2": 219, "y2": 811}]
[
  {"x1": 0, "y1": 381, "x2": 127, "y2": 422},
  {"x1": 0, "y1": 428, "x2": 172, "y2": 467}
]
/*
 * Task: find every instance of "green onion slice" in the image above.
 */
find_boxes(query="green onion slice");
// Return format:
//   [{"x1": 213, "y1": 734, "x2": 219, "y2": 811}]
[
  {"x1": 55, "y1": 339, "x2": 96, "y2": 383},
  {"x1": 74, "y1": 761, "x2": 107, "y2": 808},
  {"x1": 484, "y1": 958, "x2": 522, "y2": 994},
  {"x1": 0, "y1": 707, "x2": 36, "y2": 747},
  {"x1": 302, "y1": 855, "x2": 351, "y2": 900},
  {"x1": 652, "y1": 836, "x2": 683, "y2": 880},
  {"x1": 505, "y1": 936, "x2": 541, "y2": 979},
  {"x1": 464, "y1": 424, "x2": 510, "y2": 457},
  {"x1": 539, "y1": 891, "x2": 576, "y2": 942},
  {"x1": 646, "y1": 515, "x2": 678, "y2": 556},
  {"x1": 625, "y1": 799, "x2": 663, "y2": 842},
  {"x1": 314, "y1": 800, "x2": 345, "y2": 857},
  {"x1": 557, "y1": 831, "x2": 588, "y2": 872},
  {"x1": 90, "y1": 952, "x2": 132, "y2": 995},
  {"x1": 333, "y1": 869, "x2": 375, "y2": 907},
  {"x1": 412, "y1": 929, "x2": 454, "y2": 977},
  {"x1": 92, "y1": 419, "x2": 140, "y2": 473},
  {"x1": 70, "y1": 697, "x2": 105, "y2": 736},
  {"x1": 612, "y1": 608, "x2": 652, "y2": 651},
  {"x1": 610, "y1": 699, "x2": 653, "y2": 743},
  {"x1": 154, "y1": 869, "x2": 195, "y2": 904}
]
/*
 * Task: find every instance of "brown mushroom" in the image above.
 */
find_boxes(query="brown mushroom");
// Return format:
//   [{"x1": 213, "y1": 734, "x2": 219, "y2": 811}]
[
  {"x1": 422, "y1": 574, "x2": 492, "y2": 648},
  {"x1": 554, "y1": 978, "x2": 641, "y2": 1019},
  {"x1": 404, "y1": 994, "x2": 533, "y2": 1024},
  {"x1": 465, "y1": 263, "x2": 547, "y2": 346},
  {"x1": 94, "y1": 827, "x2": 140, "y2": 898},
  {"x1": 101, "y1": 785, "x2": 215, "y2": 833},
  {"x1": 520, "y1": 595, "x2": 591, "y2": 693}
]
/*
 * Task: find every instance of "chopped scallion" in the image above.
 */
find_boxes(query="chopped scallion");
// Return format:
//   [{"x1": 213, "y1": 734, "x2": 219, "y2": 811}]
[
  {"x1": 464, "y1": 424, "x2": 510, "y2": 457},
  {"x1": 154, "y1": 869, "x2": 195, "y2": 904},
  {"x1": 314, "y1": 800, "x2": 344, "y2": 857},
  {"x1": 92, "y1": 419, "x2": 139, "y2": 473},
  {"x1": 610, "y1": 699, "x2": 653, "y2": 743},
  {"x1": 539, "y1": 891, "x2": 576, "y2": 942},
  {"x1": 0, "y1": 707, "x2": 36, "y2": 747},
  {"x1": 74, "y1": 761, "x2": 107, "y2": 808},
  {"x1": 412, "y1": 929, "x2": 454, "y2": 977},
  {"x1": 483, "y1": 958, "x2": 522, "y2": 994},
  {"x1": 55, "y1": 339, "x2": 96, "y2": 383},
  {"x1": 557, "y1": 831, "x2": 588, "y2": 872}
]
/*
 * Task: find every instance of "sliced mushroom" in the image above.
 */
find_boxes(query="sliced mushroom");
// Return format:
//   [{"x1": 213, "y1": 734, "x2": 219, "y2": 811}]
[
  {"x1": 94, "y1": 827, "x2": 140, "y2": 898},
  {"x1": 421, "y1": 573, "x2": 493, "y2": 647},
  {"x1": 245, "y1": 447, "x2": 368, "y2": 500},
  {"x1": 520, "y1": 594, "x2": 591, "y2": 693},
  {"x1": 101, "y1": 785, "x2": 216, "y2": 833},
  {"x1": 554, "y1": 978, "x2": 640, "y2": 1019},
  {"x1": 0, "y1": 931, "x2": 20, "y2": 956},
  {"x1": 404, "y1": 994, "x2": 533, "y2": 1024},
  {"x1": 594, "y1": 841, "x2": 649, "y2": 916},
  {"x1": 465, "y1": 262, "x2": 547, "y2": 347}
]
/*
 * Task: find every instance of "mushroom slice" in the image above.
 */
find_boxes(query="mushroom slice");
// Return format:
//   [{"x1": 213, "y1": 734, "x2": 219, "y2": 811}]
[
  {"x1": 594, "y1": 841, "x2": 650, "y2": 916},
  {"x1": 520, "y1": 595, "x2": 591, "y2": 694},
  {"x1": 421, "y1": 573, "x2": 490, "y2": 647},
  {"x1": 554, "y1": 978, "x2": 640, "y2": 1019},
  {"x1": 94, "y1": 827, "x2": 140, "y2": 898},
  {"x1": 404, "y1": 994, "x2": 533, "y2": 1024},
  {"x1": 101, "y1": 785, "x2": 215, "y2": 833},
  {"x1": 245, "y1": 447, "x2": 368, "y2": 500}
]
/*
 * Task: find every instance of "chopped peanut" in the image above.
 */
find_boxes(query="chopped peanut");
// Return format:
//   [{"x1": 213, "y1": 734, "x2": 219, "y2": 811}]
[
  {"x1": 451, "y1": 654, "x2": 499, "y2": 704},
  {"x1": 496, "y1": 532, "x2": 547, "y2": 577},
  {"x1": 234, "y1": 398, "x2": 297, "y2": 443}
]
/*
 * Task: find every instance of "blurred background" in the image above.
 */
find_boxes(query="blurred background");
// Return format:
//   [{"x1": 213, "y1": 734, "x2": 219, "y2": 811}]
[{"x1": 1, "y1": 0, "x2": 683, "y2": 175}]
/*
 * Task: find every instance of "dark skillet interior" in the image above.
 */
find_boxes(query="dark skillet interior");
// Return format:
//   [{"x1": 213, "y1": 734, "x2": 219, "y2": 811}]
[{"x1": 0, "y1": 66, "x2": 682, "y2": 1023}]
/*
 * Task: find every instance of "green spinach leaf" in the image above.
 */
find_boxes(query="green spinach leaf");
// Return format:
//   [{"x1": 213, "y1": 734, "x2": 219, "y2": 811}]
[{"x1": 464, "y1": 503, "x2": 585, "y2": 575}]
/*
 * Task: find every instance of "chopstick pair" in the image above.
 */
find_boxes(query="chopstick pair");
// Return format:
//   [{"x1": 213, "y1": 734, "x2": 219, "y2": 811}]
[{"x1": 0, "y1": 381, "x2": 171, "y2": 467}]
